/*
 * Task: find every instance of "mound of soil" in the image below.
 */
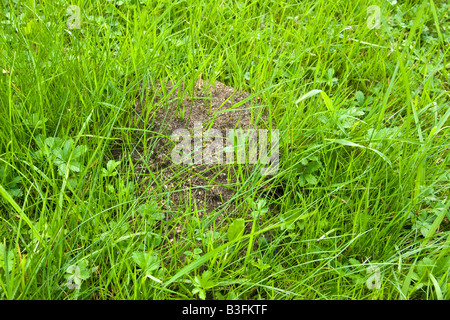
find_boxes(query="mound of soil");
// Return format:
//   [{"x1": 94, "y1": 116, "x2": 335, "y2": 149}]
[{"x1": 120, "y1": 79, "x2": 266, "y2": 218}]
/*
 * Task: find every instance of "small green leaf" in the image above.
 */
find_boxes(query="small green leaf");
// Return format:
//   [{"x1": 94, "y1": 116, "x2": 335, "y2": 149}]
[
  {"x1": 72, "y1": 145, "x2": 88, "y2": 159},
  {"x1": 298, "y1": 175, "x2": 306, "y2": 187},
  {"x1": 45, "y1": 137, "x2": 63, "y2": 150},
  {"x1": 320, "y1": 91, "x2": 334, "y2": 111},
  {"x1": 137, "y1": 202, "x2": 164, "y2": 221},
  {"x1": 132, "y1": 251, "x2": 160, "y2": 273},
  {"x1": 355, "y1": 91, "x2": 365, "y2": 105},
  {"x1": 69, "y1": 162, "x2": 82, "y2": 172},
  {"x1": 305, "y1": 161, "x2": 321, "y2": 173},
  {"x1": 305, "y1": 174, "x2": 318, "y2": 185},
  {"x1": 146, "y1": 234, "x2": 162, "y2": 248},
  {"x1": 258, "y1": 236, "x2": 269, "y2": 250},
  {"x1": 106, "y1": 160, "x2": 120, "y2": 173},
  {"x1": 68, "y1": 178, "x2": 78, "y2": 190},
  {"x1": 62, "y1": 140, "x2": 72, "y2": 160},
  {"x1": 57, "y1": 163, "x2": 67, "y2": 176},
  {"x1": 251, "y1": 258, "x2": 271, "y2": 270},
  {"x1": 227, "y1": 219, "x2": 245, "y2": 242}
]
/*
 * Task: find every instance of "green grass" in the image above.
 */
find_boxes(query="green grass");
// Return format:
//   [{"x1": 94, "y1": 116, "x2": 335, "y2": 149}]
[{"x1": 0, "y1": 0, "x2": 449, "y2": 300}]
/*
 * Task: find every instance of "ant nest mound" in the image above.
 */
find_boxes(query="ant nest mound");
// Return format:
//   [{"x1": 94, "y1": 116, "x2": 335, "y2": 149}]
[{"x1": 128, "y1": 79, "x2": 269, "y2": 219}]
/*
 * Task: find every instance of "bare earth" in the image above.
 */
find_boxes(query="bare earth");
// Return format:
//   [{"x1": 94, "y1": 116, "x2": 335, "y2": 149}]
[{"x1": 116, "y1": 79, "x2": 265, "y2": 220}]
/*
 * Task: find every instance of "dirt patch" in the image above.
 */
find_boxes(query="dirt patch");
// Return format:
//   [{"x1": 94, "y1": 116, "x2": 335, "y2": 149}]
[{"x1": 117, "y1": 79, "x2": 267, "y2": 219}]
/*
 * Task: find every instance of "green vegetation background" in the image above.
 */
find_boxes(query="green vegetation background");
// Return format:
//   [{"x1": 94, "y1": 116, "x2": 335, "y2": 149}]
[{"x1": 0, "y1": 0, "x2": 449, "y2": 299}]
